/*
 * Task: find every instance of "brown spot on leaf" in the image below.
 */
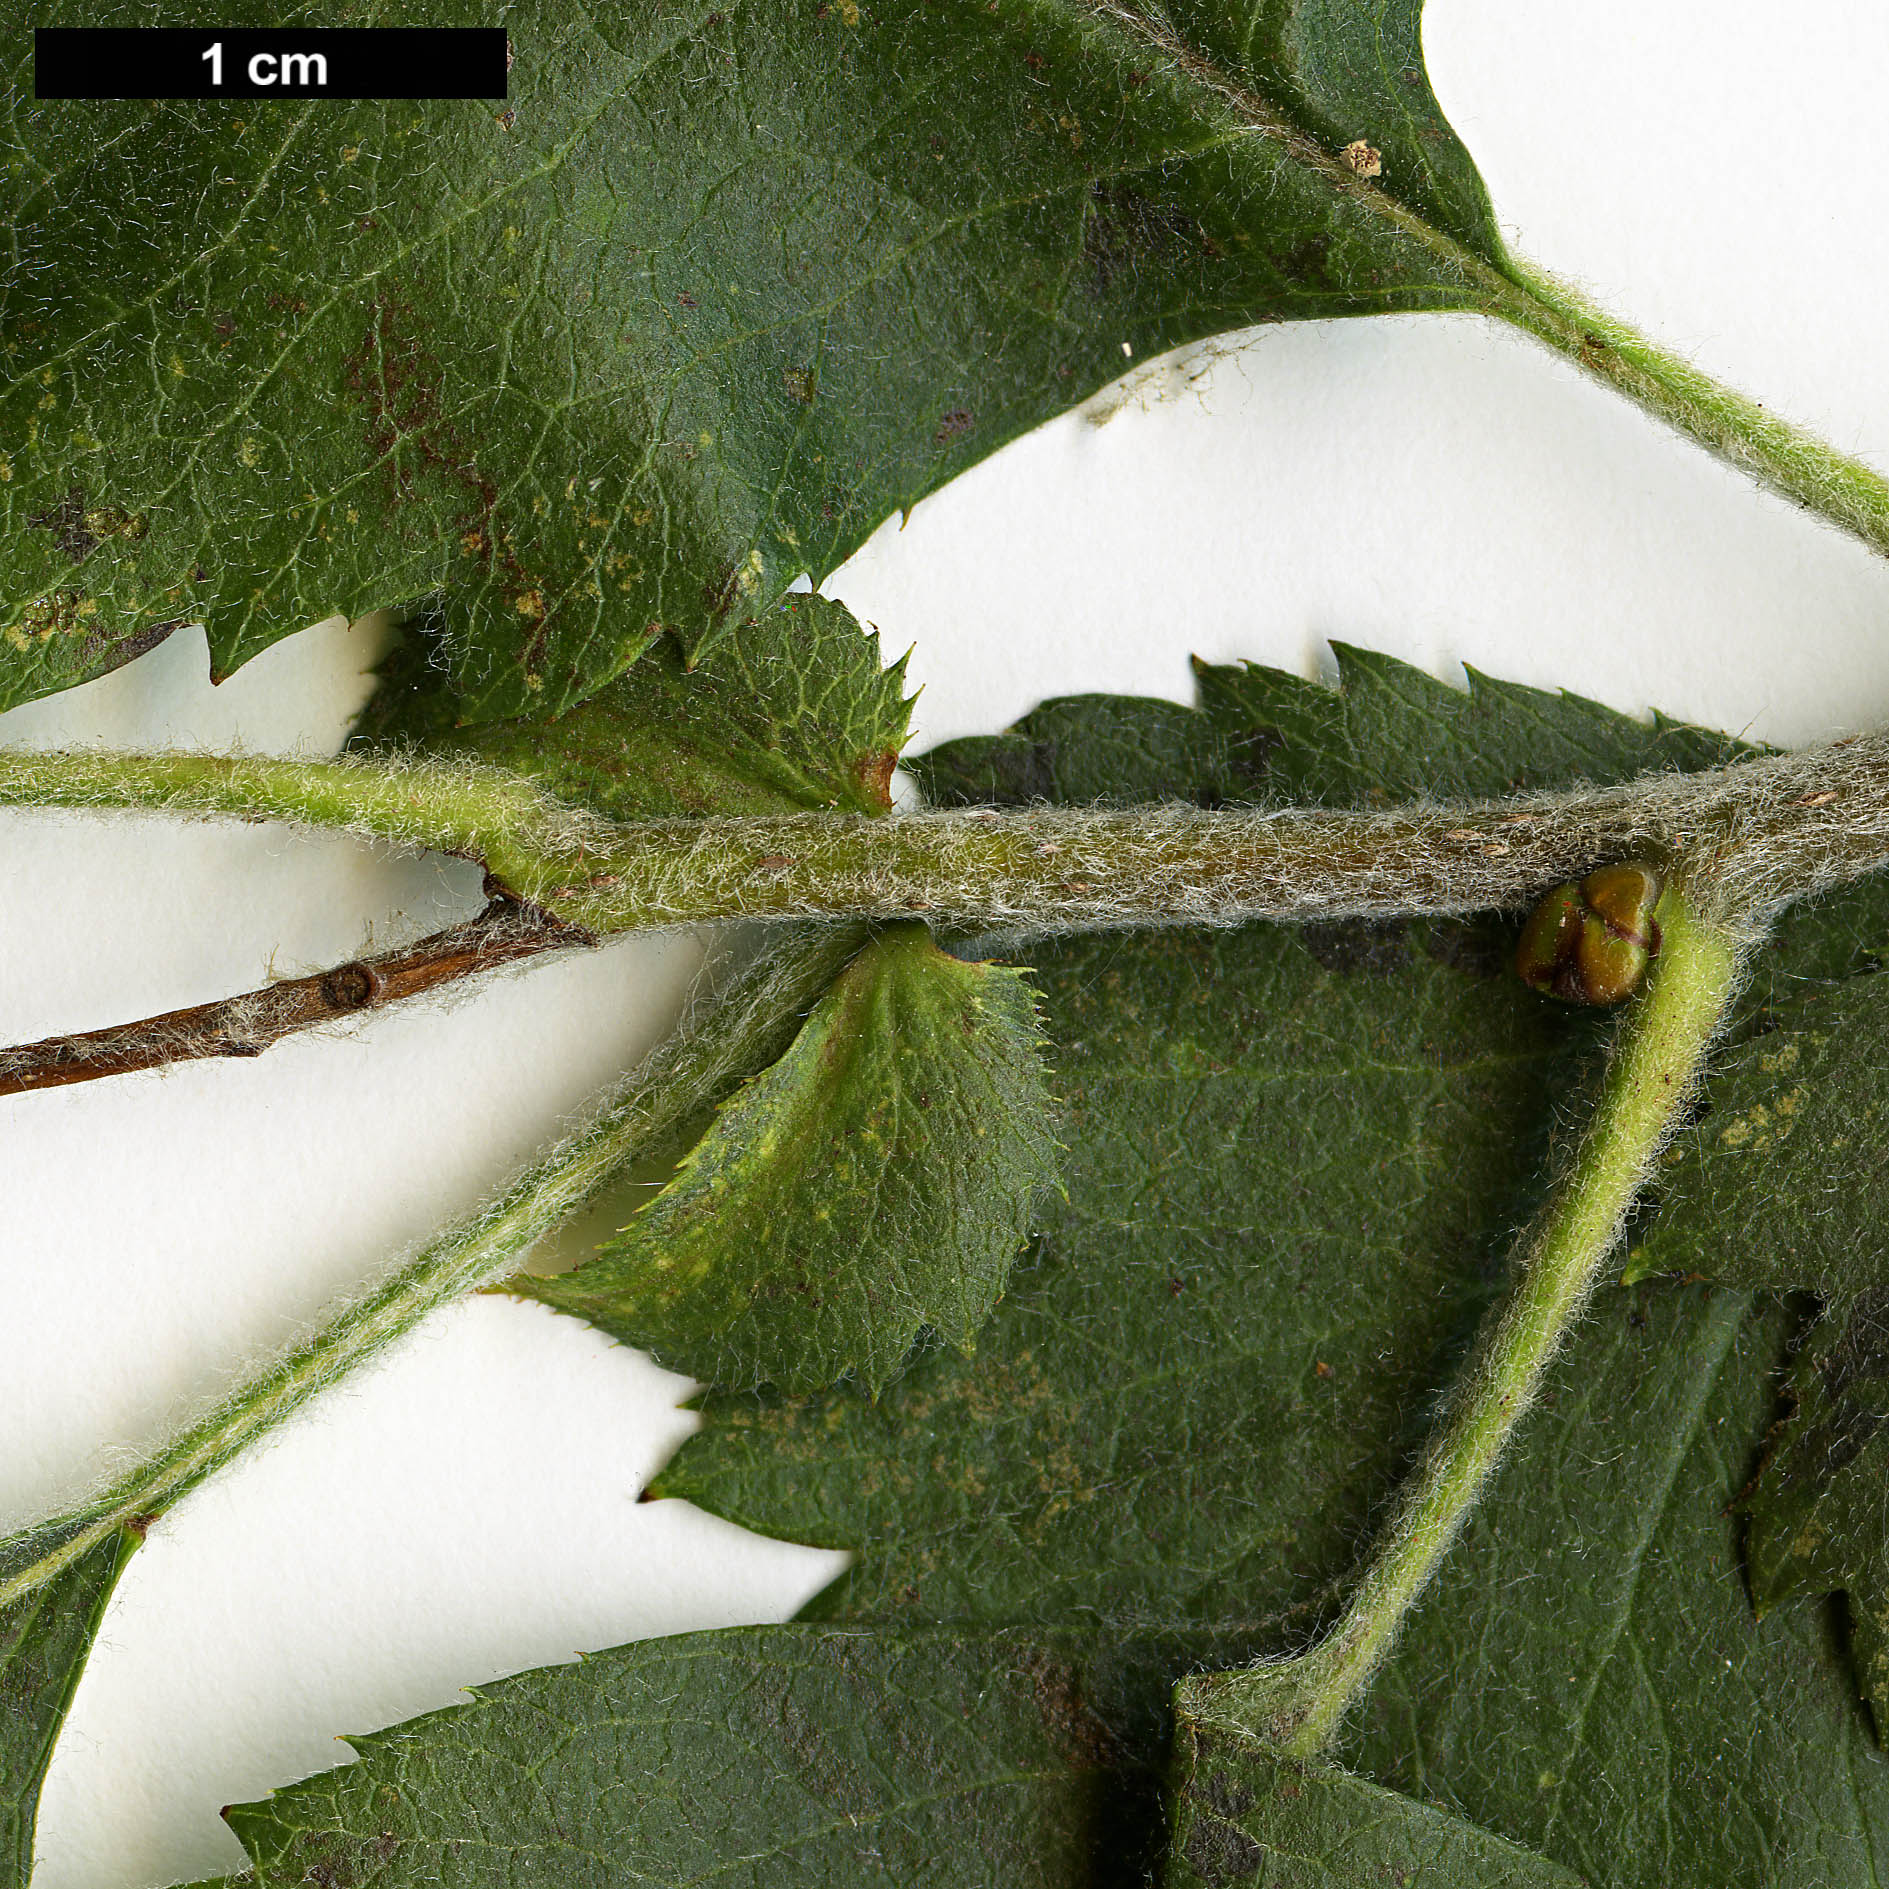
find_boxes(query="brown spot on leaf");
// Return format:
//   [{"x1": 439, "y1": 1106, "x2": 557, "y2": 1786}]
[
  {"x1": 1015, "y1": 1646, "x2": 1115, "y2": 1769},
  {"x1": 80, "y1": 614, "x2": 185, "y2": 673},
  {"x1": 1081, "y1": 180, "x2": 1220, "y2": 302},
  {"x1": 294, "y1": 1832, "x2": 358, "y2": 1889},
  {"x1": 344, "y1": 292, "x2": 558, "y2": 669},
  {"x1": 1340, "y1": 139, "x2": 1383, "y2": 177},
  {"x1": 28, "y1": 486, "x2": 98, "y2": 563},
  {"x1": 782, "y1": 366, "x2": 818, "y2": 404},
  {"x1": 1183, "y1": 1804, "x2": 1265, "y2": 1883},
  {"x1": 934, "y1": 407, "x2": 974, "y2": 443}
]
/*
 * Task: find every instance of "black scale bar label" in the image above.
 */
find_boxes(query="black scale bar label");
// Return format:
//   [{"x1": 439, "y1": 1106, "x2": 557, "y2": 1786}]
[{"x1": 34, "y1": 28, "x2": 509, "y2": 101}]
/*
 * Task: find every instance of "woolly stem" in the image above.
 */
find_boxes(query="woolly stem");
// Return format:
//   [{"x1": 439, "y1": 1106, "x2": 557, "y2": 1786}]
[
  {"x1": 1175, "y1": 886, "x2": 1745, "y2": 1755},
  {"x1": 1490, "y1": 258, "x2": 1889, "y2": 561},
  {"x1": 3, "y1": 734, "x2": 1889, "y2": 934},
  {"x1": 0, "y1": 924, "x2": 868, "y2": 1612}
]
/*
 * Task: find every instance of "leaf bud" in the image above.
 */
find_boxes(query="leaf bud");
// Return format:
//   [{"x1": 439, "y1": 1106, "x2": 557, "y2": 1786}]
[{"x1": 1515, "y1": 862, "x2": 1663, "y2": 1005}]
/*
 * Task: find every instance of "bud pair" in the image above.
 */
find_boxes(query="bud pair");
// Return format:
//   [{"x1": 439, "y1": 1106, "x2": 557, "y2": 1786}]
[{"x1": 1515, "y1": 863, "x2": 1663, "y2": 1006}]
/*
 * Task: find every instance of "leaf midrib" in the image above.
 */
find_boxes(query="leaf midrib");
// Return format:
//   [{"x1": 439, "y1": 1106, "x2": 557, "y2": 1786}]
[{"x1": 1039, "y1": 0, "x2": 1515, "y2": 304}]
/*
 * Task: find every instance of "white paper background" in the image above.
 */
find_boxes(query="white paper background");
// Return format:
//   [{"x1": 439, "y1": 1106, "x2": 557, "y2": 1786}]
[{"x1": 10, "y1": 4, "x2": 1889, "y2": 1881}]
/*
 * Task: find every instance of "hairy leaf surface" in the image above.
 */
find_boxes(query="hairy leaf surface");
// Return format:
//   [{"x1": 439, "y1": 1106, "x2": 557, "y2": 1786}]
[
  {"x1": 1348, "y1": 1286, "x2": 1889, "y2": 1888},
  {"x1": 653, "y1": 913, "x2": 1598, "y2": 1881},
  {"x1": 0, "y1": 1529, "x2": 135, "y2": 1889},
  {"x1": 1624, "y1": 972, "x2": 1889, "y2": 1294},
  {"x1": 513, "y1": 923, "x2": 1056, "y2": 1391},
  {"x1": 1744, "y1": 1290, "x2": 1889, "y2": 1734},
  {"x1": 4, "y1": 0, "x2": 1513, "y2": 721},
  {"x1": 911, "y1": 643, "x2": 1747, "y2": 809},
  {"x1": 216, "y1": 1625, "x2": 1110, "y2": 1887},
  {"x1": 664, "y1": 662, "x2": 1889, "y2": 1883},
  {"x1": 1165, "y1": 1724, "x2": 1582, "y2": 1888},
  {"x1": 357, "y1": 593, "x2": 914, "y2": 819}
]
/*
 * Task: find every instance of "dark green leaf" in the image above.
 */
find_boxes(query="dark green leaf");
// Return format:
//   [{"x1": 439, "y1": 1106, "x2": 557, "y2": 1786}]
[
  {"x1": 663, "y1": 664, "x2": 1889, "y2": 1883},
  {"x1": 1744, "y1": 1290, "x2": 1889, "y2": 1733},
  {"x1": 356, "y1": 594, "x2": 914, "y2": 819},
  {"x1": 1344, "y1": 1285, "x2": 1889, "y2": 1889},
  {"x1": 0, "y1": 1527, "x2": 137, "y2": 1889},
  {"x1": 512, "y1": 922, "x2": 1056, "y2": 1391},
  {"x1": 5, "y1": 0, "x2": 1509, "y2": 721},
  {"x1": 909, "y1": 691, "x2": 1241, "y2": 810},
  {"x1": 1623, "y1": 973, "x2": 1889, "y2": 1294},
  {"x1": 1194, "y1": 645, "x2": 1752, "y2": 802},
  {"x1": 653, "y1": 913, "x2": 1586, "y2": 1881},
  {"x1": 217, "y1": 1625, "x2": 1109, "y2": 1888},
  {"x1": 1164, "y1": 1723, "x2": 1582, "y2": 1888},
  {"x1": 910, "y1": 644, "x2": 1749, "y2": 810}
]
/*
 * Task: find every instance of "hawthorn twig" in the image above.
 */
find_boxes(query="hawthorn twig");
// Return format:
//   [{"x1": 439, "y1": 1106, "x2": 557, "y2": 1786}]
[
  {"x1": 0, "y1": 898, "x2": 585, "y2": 1099},
  {"x1": 1177, "y1": 879, "x2": 1746, "y2": 1754},
  {"x1": 0, "y1": 923, "x2": 870, "y2": 1612},
  {"x1": 0, "y1": 732, "x2": 1885, "y2": 933}
]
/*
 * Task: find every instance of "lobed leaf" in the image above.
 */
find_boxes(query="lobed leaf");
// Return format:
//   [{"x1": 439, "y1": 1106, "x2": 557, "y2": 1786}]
[
  {"x1": 511, "y1": 922, "x2": 1057, "y2": 1392},
  {"x1": 356, "y1": 593, "x2": 915, "y2": 819},
  {"x1": 664, "y1": 661, "x2": 1889, "y2": 1883},
  {"x1": 3, "y1": 0, "x2": 1508, "y2": 722}
]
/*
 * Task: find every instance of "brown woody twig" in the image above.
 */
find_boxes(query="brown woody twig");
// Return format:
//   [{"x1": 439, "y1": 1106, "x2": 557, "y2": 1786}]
[{"x1": 0, "y1": 897, "x2": 586, "y2": 1099}]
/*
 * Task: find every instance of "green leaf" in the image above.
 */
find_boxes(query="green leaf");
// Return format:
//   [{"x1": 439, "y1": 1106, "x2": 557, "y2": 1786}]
[
  {"x1": 511, "y1": 922, "x2": 1057, "y2": 1392},
  {"x1": 1744, "y1": 1291, "x2": 1889, "y2": 1733},
  {"x1": 356, "y1": 593, "x2": 915, "y2": 819},
  {"x1": 909, "y1": 690, "x2": 1244, "y2": 810},
  {"x1": 1623, "y1": 972, "x2": 1889, "y2": 1293},
  {"x1": 216, "y1": 1625, "x2": 1110, "y2": 1887},
  {"x1": 4, "y1": 0, "x2": 1511, "y2": 723},
  {"x1": 910, "y1": 644, "x2": 1749, "y2": 810},
  {"x1": 1343, "y1": 1285, "x2": 1889, "y2": 1889},
  {"x1": 653, "y1": 913, "x2": 1588, "y2": 1881},
  {"x1": 661, "y1": 661, "x2": 1889, "y2": 1883},
  {"x1": 1164, "y1": 1723, "x2": 1582, "y2": 1888},
  {"x1": 0, "y1": 1527, "x2": 137, "y2": 1889}
]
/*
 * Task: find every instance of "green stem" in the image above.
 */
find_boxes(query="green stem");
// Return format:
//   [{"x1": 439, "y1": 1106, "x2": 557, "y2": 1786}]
[
  {"x1": 1175, "y1": 886, "x2": 1745, "y2": 1756},
  {"x1": 1489, "y1": 257, "x2": 1889, "y2": 559},
  {"x1": 0, "y1": 924, "x2": 867, "y2": 1612},
  {"x1": 5, "y1": 735, "x2": 1889, "y2": 933},
  {"x1": 1096, "y1": 0, "x2": 1889, "y2": 560}
]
